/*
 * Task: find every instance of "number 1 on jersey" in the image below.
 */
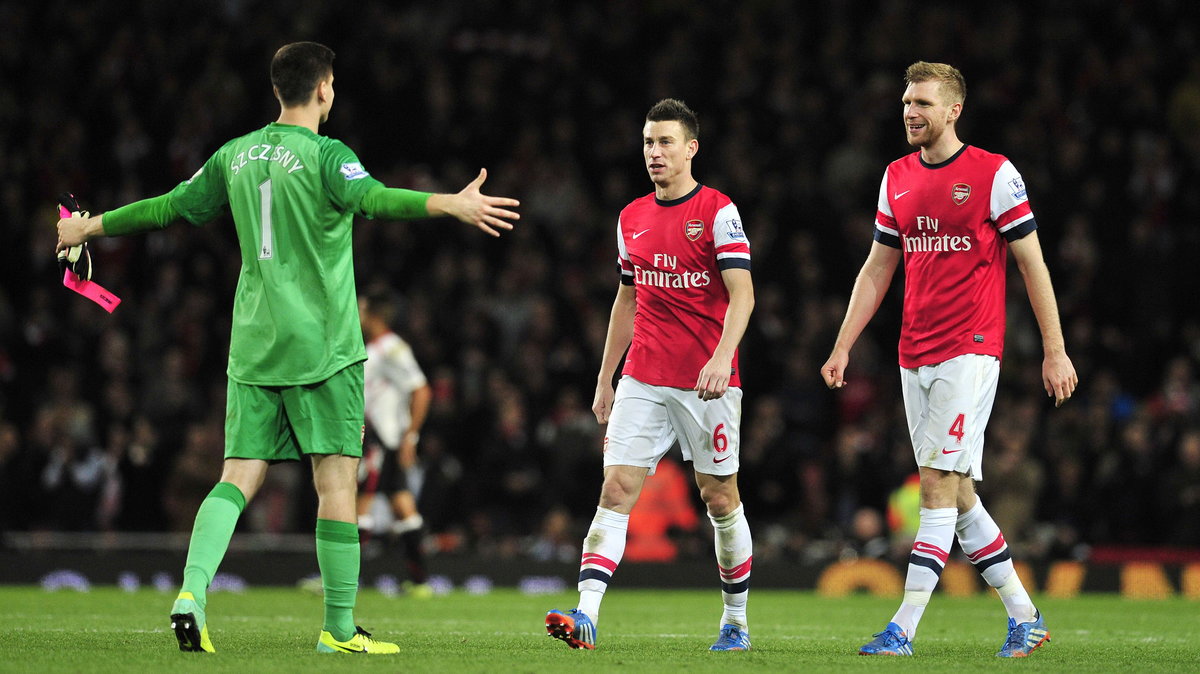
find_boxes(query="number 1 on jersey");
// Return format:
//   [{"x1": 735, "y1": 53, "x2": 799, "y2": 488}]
[{"x1": 257, "y1": 178, "x2": 274, "y2": 260}]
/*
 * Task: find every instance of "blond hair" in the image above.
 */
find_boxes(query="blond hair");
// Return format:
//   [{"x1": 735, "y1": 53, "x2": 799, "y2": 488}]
[{"x1": 905, "y1": 61, "x2": 966, "y2": 105}]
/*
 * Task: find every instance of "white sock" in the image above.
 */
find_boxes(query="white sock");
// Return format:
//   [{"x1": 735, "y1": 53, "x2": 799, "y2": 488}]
[
  {"x1": 956, "y1": 499, "x2": 1035, "y2": 622},
  {"x1": 996, "y1": 573, "x2": 1037, "y2": 624},
  {"x1": 576, "y1": 507, "x2": 628, "y2": 624},
  {"x1": 891, "y1": 590, "x2": 931, "y2": 639},
  {"x1": 891, "y1": 507, "x2": 956, "y2": 639},
  {"x1": 711, "y1": 503, "x2": 752, "y2": 630}
]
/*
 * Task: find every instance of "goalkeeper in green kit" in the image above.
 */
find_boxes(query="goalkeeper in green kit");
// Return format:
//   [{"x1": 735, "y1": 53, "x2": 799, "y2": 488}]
[{"x1": 56, "y1": 42, "x2": 519, "y2": 654}]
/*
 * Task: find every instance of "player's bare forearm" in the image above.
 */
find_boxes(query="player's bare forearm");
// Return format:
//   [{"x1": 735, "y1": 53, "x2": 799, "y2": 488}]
[
  {"x1": 593, "y1": 284, "x2": 636, "y2": 423},
  {"x1": 408, "y1": 384, "x2": 432, "y2": 439},
  {"x1": 823, "y1": 242, "x2": 900, "y2": 388},
  {"x1": 426, "y1": 168, "x2": 520, "y2": 237},
  {"x1": 1010, "y1": 233, "x2": 1066, "y2": 353},
  {"x1": 56, "y1": 213, "x2": 105, "y2": 252},
  {"x1": 1010, "y1": 232, "x2": 1078, "y2": 405},
  {"x1": 697, "y1": 269, "x2": 754, "y2": 400},
  {"x1": 712, "y1": 268, "x2": 754, "y2": 361},
  {"x1": 597, "y1": 284, "x2": 636, "y2": 383},
  {"x1": 399, "y1": 439, "x2": 418, "y2": 469}
]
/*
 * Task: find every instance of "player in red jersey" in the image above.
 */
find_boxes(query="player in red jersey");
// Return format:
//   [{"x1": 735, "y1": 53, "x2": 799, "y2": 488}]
[
  {"x1": 546, "y1": 99, "x2": 756, "y2": 652},
  {"x1": 821, "y1": 62, "x2": 1077, "y2": 658}
]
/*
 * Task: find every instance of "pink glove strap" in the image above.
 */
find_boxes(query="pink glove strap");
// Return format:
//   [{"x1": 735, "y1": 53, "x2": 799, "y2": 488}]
[
  {"x1": 59, "y1": 204, "x2": 121, "y2": 313},
  {"x1": 62, "y1": 269, "x2": 121, "y2": 313}
]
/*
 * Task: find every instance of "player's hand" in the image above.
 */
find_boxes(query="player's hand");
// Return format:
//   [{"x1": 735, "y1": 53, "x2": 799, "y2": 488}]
[
  {"x1": 1043, "y1": 349, "x2": 1078, "y2": 408},
  {"x1": 695, "y1": 355, "x2": 733, "y2": 401},
  {"x1": 443, "y1": 168, "x2": 520, "y2": 237},
  {"x1": 56, "y1": 210, "x2": 98, "y2": 253},
  {"x1": 821, "y1": 350, "x2": 849, "y2": 389},
  {"x1": 56, "y1": 206, "x2": 100, "y2": 281},
  {"x1": 592, "y1": 381, "x2": 615, "y2": 424}
]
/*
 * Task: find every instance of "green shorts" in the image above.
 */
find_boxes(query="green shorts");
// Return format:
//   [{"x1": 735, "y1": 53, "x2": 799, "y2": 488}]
[{"x1": 225, "y1": 363, "x2": 365, "y2": 462}]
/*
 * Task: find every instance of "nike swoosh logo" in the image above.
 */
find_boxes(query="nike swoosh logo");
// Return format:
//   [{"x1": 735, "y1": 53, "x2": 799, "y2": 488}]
[
  {"x1": 330, "y1": 644, "x2": 367, "y2": 653},
  {"x1": 941, "y1": 448, "x2": 963, "y2": 454},
  {"x1": 632, "y1": 230, "x2": 649, "y2": 239},
  {"x1": 893, "y1": 190, "x2": 911, "y2": 199},
  {"x1": 714, "y1": 455, "x2": 731, "y2": 463}
]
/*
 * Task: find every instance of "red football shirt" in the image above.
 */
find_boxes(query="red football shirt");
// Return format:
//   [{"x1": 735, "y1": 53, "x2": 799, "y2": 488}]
[
  {"x1": 617, "y1": 184, "x2": 751, "y2": 388},
  {"x1": 873, "y1": 145, "x2": 1037, "y2": 368}
]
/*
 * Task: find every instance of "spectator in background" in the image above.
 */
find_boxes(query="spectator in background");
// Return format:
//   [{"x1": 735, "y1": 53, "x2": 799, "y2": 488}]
[
  {"x1": 623, "y1": 456, "x2": 701, "y2": 562},
  {"x1": 1164, "y1": 429, "x2": 1200, "y2": 545},
  {"x1": 0, "y1": 422, "x2": 25, "y2": 531},
  {"x1": 982, "y1": 405, "x2": 1045, "y2": 551}
]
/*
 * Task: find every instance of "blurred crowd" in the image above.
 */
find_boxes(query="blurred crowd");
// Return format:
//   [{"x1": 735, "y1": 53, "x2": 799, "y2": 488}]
[{"x1": 3, "y1": 1, "x2": 1200, "y2": 566}]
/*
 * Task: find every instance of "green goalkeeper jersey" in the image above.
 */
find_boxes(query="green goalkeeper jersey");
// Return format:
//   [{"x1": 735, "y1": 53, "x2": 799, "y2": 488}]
[{"x1": 167, "y1": 123, "x2": 383, "y2": 386}]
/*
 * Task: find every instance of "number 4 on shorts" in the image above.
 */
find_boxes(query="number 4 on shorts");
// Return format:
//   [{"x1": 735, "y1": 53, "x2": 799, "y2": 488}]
[{"x1": 948, "y1": 413, "x2": 965, "y2": 444}]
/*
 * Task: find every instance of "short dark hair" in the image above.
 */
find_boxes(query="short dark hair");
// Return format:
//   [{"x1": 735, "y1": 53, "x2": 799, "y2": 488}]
[
  {"x1": 360, "y1": 287, "x2": 399, "y2": 326},
  {"x1": 646, "y1": 98, "x2": 699, "y2": 140},
  {"x1": 271, "y1": 42, "x2": 335, "y2": 107}
]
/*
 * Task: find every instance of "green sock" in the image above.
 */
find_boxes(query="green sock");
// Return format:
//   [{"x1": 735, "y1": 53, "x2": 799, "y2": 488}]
[
  {"x1": 316, "y1": 518, "x2": 360, "y2": 641},
  {"x1": 181, "y1": 482, "x2": 247, "y2": 609}
]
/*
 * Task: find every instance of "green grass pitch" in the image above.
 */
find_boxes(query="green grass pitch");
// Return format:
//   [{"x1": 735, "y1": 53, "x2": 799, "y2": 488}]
[{"x1": 0, "y1": 587, "x2": 1196, "y2": 672}]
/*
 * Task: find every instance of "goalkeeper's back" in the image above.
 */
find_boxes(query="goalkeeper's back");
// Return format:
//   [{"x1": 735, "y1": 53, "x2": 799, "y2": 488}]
[{"x1": 167, "y1": 121, "x2": 384, "y2": 387}]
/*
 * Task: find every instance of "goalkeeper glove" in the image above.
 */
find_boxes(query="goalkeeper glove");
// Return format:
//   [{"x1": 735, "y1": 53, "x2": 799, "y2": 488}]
[{"x1": 57, "y1": 192, "x2": 92, "y2": 281}]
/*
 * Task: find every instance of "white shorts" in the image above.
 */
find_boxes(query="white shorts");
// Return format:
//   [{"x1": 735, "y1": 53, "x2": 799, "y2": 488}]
[
  {"x1": 900, "y1": 353, "x2": 999, "y2": 480},
  {"x1": 603, "y1": 375, "x2": 743, "y2": 476}
]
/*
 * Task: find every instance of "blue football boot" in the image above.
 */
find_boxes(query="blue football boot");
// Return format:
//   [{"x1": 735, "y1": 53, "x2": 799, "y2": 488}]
[
  {"x1": 709, "y1": 624, "x2": 751, "y2": 651},
  {"x1": 858, "y1": 622, "x2": 913, "y2": 656},
  {"x1": 996, "y1": 611, "x2": 1050, "y2": 657},
  {"x1": 545, "y1": 608, "x2": 596, "y2": 650}
]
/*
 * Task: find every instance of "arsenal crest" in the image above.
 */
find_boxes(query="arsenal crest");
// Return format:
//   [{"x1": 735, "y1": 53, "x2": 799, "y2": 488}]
[
  {"x1": 684, "y1": 219, "x2": 704, "y2": 241},
  {"x1": 952, "y1": 183, "x2": 971, "y2": 205}
]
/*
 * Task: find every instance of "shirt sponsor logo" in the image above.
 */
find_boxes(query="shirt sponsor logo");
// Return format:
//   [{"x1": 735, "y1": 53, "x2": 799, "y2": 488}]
[
  {"x1": 904, "y1": 216, "x2": 971, "y2": 253},
  {"x1": 634, "y1": 266, "x2": 712, "y2": 289},
  {"x1": 952, "y1": 183, "x2": 971, "y2": 205},
  {"x1": 340, "y1": 162, "x2": 369, "y2": 180},
  {"x1": 903, "y1": 234, "x2": 973, "y2": 253},
  {"x1": 1008, "y1": 176, "x2": 1027, "y2": 200},
  {"x1": 684, "y1": 219, "x2": 704, "y2": 241}
]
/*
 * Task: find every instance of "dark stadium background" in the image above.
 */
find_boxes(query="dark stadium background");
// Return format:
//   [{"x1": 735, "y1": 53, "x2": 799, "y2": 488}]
[{"x1": 2, "y1": 1, "x2": 1198, "y2": 587}]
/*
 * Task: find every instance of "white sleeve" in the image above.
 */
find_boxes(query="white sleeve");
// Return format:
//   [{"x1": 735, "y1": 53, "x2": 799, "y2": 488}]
[
  {"x1": 617, "y1": 217, "x2": 634, "y2": 281},
  {"x1": 713, "y1": 203, "x2": 750, "y2": 250},
  {"x1": 381, "y1": 338, "x2": 427, "y2": 392},
  {"x1": 991, "y1": 160, "x2": 1034, "y2": 231},
  {"x1": 876, "y1": 172, "x2": 894, "y2": 219}
]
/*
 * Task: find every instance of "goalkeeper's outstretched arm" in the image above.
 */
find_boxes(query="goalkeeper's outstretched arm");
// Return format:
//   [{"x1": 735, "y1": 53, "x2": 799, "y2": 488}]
[
  {"x1": 360, "y1": 168, "x2": 519, "y2": 237},
  {"x1": 57, "y1": 193, "x2": 180, "y2": 253}
]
